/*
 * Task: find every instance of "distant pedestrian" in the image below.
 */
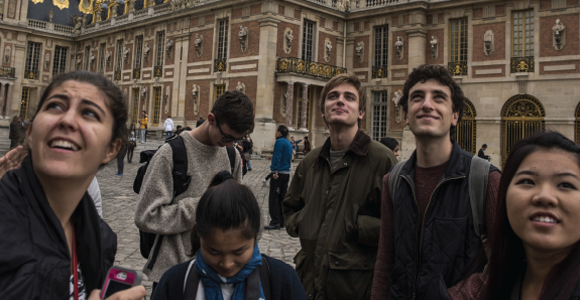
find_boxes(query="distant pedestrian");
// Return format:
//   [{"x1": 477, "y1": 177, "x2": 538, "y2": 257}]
[
  {"x1": 196, "y1": 116, "x2": 204, "y2": 127},
  {"x1": 9, "y1": 115, "x2": 23, "y2": 149},
  {"x1": 139, "y1": 110, "x2": 148, "y2": 143},
  {"x1": 127, "y1": 124, "x2": 137, "y2": 163},
  {"x1": 264, "y1": 125, "x2": 293, "y2": 230},
  {"x1": 116, "y1": 143, "x2": 128, "y2": 175},
  {"x1": 379, "y1": 137, "x2": 400, "y2": 157},
  {"x1": 174, "y1": 125, "x2": 183, "y2": 135},
  {"x1": 242, "y1": 134, "x2": 253, "y2": 171},
  {"x1": 303, "y1": 136, "x2": 311, "y2": 154},
  {"x1": 478, "y1": 143, "x2": 490, "y2": 161},
  {"x1": 163, "y1": 115, "x2": 174, "y2": 139}
]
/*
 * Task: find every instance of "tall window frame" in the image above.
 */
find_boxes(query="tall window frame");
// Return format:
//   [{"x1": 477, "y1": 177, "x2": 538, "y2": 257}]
[
  {"x1": 449, "y1": 18, "x2": 468, "y2": 63},
  {"x1": 115, "y1": 39, "x2": 123, "y2": 71},
  {"x1": 512, "y1": 10, "x2": 534, "y2": 57},
  {"x1": 217, "y1": 19, "x2": 229, "y2": 60},
  {"x1": 98, "y1": 43, "x2": 105, "y2": 74},
  {"x1": 214, "y1": 84, "x2": 226, "y2": 101},
  {"x1": 152, "y1": 87, "x2": 161, "y2": 126},
  {"x1": 134, "y1": 35, "x2": 143, "y2": 69},
  {"x1": 371, "y1": 91, "x2": 389, "y2": 141},
  {"x1": 20, "y1": 87, "x2": 37, "y2": 120},
  {"x1": 302, "y1": 20, "x2": 315, "y2": 61},
  {"x1": 155, "y1": 32, "x2": 165, "y2": 67},
  {"x1": 297, "y1": 87, "x2": 312, "y2": 131},
  {"x1": 374, "y1": 26, "x2": 389, "y2": 67},
  {"x1": 25, "y1": 42, "x2": 42, "y2": 79},
  {"x1": 132, "y1": 88, "x2": 140, "y2": 124},
  {"x1": 53, "y1": 46, "x2": 68, "y2": 75}
]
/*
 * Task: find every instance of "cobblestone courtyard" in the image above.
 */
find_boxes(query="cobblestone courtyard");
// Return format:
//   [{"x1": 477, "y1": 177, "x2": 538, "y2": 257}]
[{"x1": 97, "y1": 157, "x2": 300, "y2": 296}]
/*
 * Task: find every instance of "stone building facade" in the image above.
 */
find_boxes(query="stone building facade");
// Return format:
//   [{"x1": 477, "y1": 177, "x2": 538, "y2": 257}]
[{"x1": 2, "y1": 0, "x2": 580, "y2": 163}]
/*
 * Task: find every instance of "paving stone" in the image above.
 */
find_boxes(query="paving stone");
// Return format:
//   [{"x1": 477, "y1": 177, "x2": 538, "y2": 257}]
[{"x1": 97, "y1": 154, "x2": 301, "y2": 297}]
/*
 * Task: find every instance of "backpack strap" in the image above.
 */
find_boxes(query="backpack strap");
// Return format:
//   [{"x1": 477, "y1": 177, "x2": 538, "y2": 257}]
[
  {"x1": 388, "y1": 160, "x2": 407, "y2": 206},
  {"x1": 226, "y1": 146, "x2": 237, "y2": 174},
  {"x1": 168, "y1": 136, "x2": 191, "y2": 197},
  {"x1": 468, "y1": 156, "x2": 491, "y2": 238},
  {"x1": 182, "y1": 256, "x2": 271, "y2": 300}
]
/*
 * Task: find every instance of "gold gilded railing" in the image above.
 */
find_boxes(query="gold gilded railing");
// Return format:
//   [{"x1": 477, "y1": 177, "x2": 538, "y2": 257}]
[
  {"x1": 511, "y1": 56, "x2": 534, "y2": 73},
  {"x1": 372, "y1": 65, "x2": 388, "y2": 79},
  {"x1": 133, "y1": 68, "x2": 141, "y2": 79},
  {"x1": 448, "y1": 61, "x2": 468, "y2": 76},
  {"x1": 154, "y1": 66, "x2": 163, "y2": 78},
  {"x1": 214, "y1": 59, "x2": 227, "y2": 72},
  {"x1": 277, "y1": 57, "x2": 347, "y2": 80},
  {"x1": 0, "y1": 67, "x2": 15, "y2": 78}
]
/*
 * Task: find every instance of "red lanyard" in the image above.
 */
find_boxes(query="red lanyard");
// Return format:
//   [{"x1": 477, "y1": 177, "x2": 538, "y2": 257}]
[{"x1": 71, "y1": 222, "x2": 78, "y2": 300}]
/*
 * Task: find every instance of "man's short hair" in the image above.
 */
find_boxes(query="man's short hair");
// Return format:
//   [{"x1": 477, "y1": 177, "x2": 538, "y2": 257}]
[
  {"x1": 211, "y1": 90, "x2": 255, "y2": 135},
  {"x1": 399, "y1": 64, "x2": 465, "y2": 137},
  {"x1": 320, "y1": 72, "x2": 367, "y2": 115},
  {"x1": 277, "y1": 125, "x2": 289, "y2": 137},
  {"x1": 482, "y1": 144, "x2": 487, "y2": 148}
]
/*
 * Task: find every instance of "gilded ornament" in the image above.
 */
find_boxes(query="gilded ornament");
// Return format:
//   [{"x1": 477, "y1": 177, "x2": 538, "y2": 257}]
[
  {"x1": 79, "y1": 0, "x2": 95, "y2": 14},
  {"x1": 31, "y1": 0, "x2": 43, "y2": 5},
  {"x1": 53, "y1": 0, "x2": 69, "y2": 10}
]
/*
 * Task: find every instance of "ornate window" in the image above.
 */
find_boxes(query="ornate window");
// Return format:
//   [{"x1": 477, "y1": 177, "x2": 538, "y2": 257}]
[
  {"x1": 512, "y1": 10, "x2": 534, "y2": 57},
  {"x1": 448, "y1": 18, "x2": 468, "y2": 76},
  {"x1": 217, "y1": 20, "x2": 229, "y2": 60},
  {"x1": 20, "y1": 87, "x2": 37, "y2": 120},
  {"x1": 371, "y1": 91, "x2": 389, "y2": 141},
  {"x1": 451, "y1": 98, "x2": 476, "y2": 154},
  {"x1": 134, "y1": 35, "x2": 143, "y2": 79},
  {"x1": 115, "y1": 39, "x2": 123, "y2": 71},
  {"x1": 501, "y1": 95, "x2": 545, "y2": 167},
  {"x1": 132, "y1": 88, "x2": 140, "y2": 125},
  {"x1": 373, "y1": 26, "x2": 388, "y2": 79},
  {"x1": 25, "y1": 42, "x2": 42, "y2": 79},
  {"x1": 302, "y1": 20, "x2": 315, "y2": 61},
  {"x1": 156, "y1": 31, "x2": 165, "y2": 67},
  {"x1": 215, "y1": 84, "x2": 225, "y2": 101},
  {"x1": 297, "y1": 86, "x2": 312, "y2": 130},
  {"x1": 98, "y1": 43, "x2": 105, "y2": 74},
  {"x1": 53, "y1": 46, "x2": 68, "y2": 75},
  {"x1": 152, "y1": 87, "x2": 161, "y2": 126}
]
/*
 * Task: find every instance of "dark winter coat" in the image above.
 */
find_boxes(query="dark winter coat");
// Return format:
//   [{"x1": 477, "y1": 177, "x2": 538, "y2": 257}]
[
  {"x1": 283, "y1": 130, "x2": 397, "y2": 300},
  {"x1": 0, "y1": 158, "x2": 117, "y2": 299}
]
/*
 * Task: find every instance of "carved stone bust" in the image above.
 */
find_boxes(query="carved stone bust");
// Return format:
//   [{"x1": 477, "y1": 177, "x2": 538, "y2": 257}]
[
  {"x1": 395, "y1": 36, "x2": 404, "y2": 61},
  {"x1": 553, "y1": 19, "x2": 566, "y2": 50},
  {"x1": 356, "y1": 41, "x2": 364, "y2": 64}
]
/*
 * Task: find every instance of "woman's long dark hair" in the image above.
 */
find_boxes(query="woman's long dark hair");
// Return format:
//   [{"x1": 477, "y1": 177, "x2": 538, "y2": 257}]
[
  {"x1": 190, "y1": 171, "x2": 261, "y2": 255},
  {"x1": 485, "y1": 132, "x2": 580, "y2": 300}
]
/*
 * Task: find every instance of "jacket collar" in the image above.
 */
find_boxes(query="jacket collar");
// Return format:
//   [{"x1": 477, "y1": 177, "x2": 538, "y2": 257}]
[
  {"x1": 401, "y1": 140, "x2": 467, "y2": 179},
  {"x1": 319, "y1": 130, "x2": 371, "y2": 161}
]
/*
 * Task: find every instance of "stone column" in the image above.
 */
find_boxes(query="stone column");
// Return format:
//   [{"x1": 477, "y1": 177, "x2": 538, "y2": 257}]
[
  {"x1": 406, "y1": 11, "x2": 427, "y2": 74},
  {"x1": 299, "y1": 84, "x2": 308, "y2": 131},
  {"x1": 285, "y1": 81, "x2": 294, "y2": 130},
  {"x1": 5, "y1": 83, "x2": 12, "y2": 118},
  {"x1": 174, "y1": 33, "x2": 189, "y2": 125},
  {"x1": 0, "y1": 84, "x2": 5, "y2": 118}
]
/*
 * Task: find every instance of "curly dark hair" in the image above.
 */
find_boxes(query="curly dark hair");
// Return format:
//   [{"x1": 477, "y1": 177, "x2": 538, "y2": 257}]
[{"x1": 399, "y1": 64, "x2": 465, "y2": 137}]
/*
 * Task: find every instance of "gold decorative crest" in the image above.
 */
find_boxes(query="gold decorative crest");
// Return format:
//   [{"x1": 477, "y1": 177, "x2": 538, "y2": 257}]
[
  {"x1": 78, "y1": 0, "x2": 94, "y2": 14},
  {"x1": 30, "y1": 0, "x2": 44, "y2": 5},
  {"x1": 53, "y1": 0, "x2": 69, "y2": 10}
]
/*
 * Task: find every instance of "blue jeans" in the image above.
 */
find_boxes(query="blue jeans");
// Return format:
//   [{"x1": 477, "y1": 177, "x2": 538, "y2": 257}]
[
  {"x1": 117, "y1": 146, "x2": 127, "y2": 174},
  {"x1": 246, "y1": 160, "x2": 252, "y2": 170},
  {"x1": 165, "y1": 131, "x2": 172, "y2": 138},
  {"x1": 140, "y1": 129, "x2": 146, "y2": 143}
]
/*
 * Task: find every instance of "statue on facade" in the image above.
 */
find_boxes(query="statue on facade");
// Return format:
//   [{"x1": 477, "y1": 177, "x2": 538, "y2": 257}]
[
  {"x1": 194, "y1": 34, "x2": 203, "y2": 57},
  {"x1": 239, "y1": 25, "x2": 248, "y2": 52},
  {"x1": 395, "y1": 36, "x2": 404, "y2": 60},
  {"x1": 144, "y1": 43, "x2": 150, "y2": 63},
  {"x1": 76, "y1": 54, "x2": 82, "y2": 68},
  {"x1": 70, "y1": 15, "x2": 83, "y2": 36},
  {"x1": 553, "y1": 19, "x2": 566, "y2": 50},
  {"x1": 430, "y1": 36, "x2": 438, "y2": 60},
  {"x1": 392, "y1": 89, "x2": 403, "y2": 124},
  {"x1": 89, "y1": 53, "x2": 95, "y2": 66},
  {"x1": 325, "y1": 39, "x2": 332, "y2": 62},
  {"x1": 105, "y1": 51, "x2": 111, "y2": 66},
  {"x1": 45, "y1": 53, "x2": 50, "y2": 69},
  {"x1": 236, "y1": 82, "x2": 245, "y2": 93},
  {"x1": 123, "y1": 47, "x2": 129, "y2": 65},
  {"x1": 166, "y1": 39, "x2": 173, "y2": 59},
  {"x1": 484, "y1": 30, "x2": 494, "y2": 56},
  {"x1": 356, "y1": 41, "x2": 364, "y2": 63},
  {"x1": 128, "y1": 0, "x2": 135, "y2": 12},
  {"x1": 284, "y1": 29, "x2": 293, "y2": 54},
  {"x1": 48, "y1": 8, "x2": 54, "y2": 23},
  {"x1": 192, "y1": 84, "x2": 199, "y2": 115},
  {"x1": 4, "y1": 46, "x2": 10, "y2": 64},
  {"x1": 141, "y1": 87, "x2": 147, "y2": 99}
]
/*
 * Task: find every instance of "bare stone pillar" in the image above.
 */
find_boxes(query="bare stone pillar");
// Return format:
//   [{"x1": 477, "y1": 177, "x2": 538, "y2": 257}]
[
  {"x1": 5, "y1": 83, "x2": 12, "y2": 118},
  {"x1": 285, "y1": 81, "x2": 294, "y2": 130},
  {"x1": 299, "y1": 84, "x2": 309, "y2": 131},
  {"x1": 0, "y1": 84, "x2": 5, "y2": 118}
]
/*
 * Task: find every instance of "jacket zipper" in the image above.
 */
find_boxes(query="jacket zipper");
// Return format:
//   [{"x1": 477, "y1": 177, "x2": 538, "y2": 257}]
[{"x1": 406, "y1": 175, "x2": 465, "y2": 299}]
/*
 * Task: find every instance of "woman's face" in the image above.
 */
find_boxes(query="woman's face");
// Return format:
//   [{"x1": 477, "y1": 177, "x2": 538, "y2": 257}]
[
  {"x1": 200, "y1": 228, "x2": 255, "y2": 278},
  {"x1": 506, "y1": 149, "x2": 580, "y2": 256},
  {"x1": 393, "y1": 145, "x2": 400, "y2": 157},
  {"x1": 28, "y1": 80, "x2": 120, "y2": 180}
]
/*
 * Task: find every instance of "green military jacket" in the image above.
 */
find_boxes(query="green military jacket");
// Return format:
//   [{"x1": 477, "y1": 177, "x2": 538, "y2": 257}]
[{"x1": 283, "y1": 130, "x2": 397, "y2": 300}]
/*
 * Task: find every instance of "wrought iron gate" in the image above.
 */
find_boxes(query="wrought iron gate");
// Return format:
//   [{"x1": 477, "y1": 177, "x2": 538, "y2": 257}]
[{"x1": 452, "y1": 98, "x2": 476, "y2": 154}]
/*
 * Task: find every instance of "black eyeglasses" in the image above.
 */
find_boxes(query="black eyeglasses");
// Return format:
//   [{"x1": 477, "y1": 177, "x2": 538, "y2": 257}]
[{"x1": 214, "y1": 116, "x2": 245, "y2": 143}]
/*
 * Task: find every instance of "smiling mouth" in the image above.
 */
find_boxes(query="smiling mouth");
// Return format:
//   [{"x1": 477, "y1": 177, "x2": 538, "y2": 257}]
[
  {"x1": 531, "y1": 216, "x2": 559, "y2": 224},
  {"x1": 49, "y1": 140, "x2": 80, "y2": 151},
  {"x1": 418, "y1": 116, "x2": 439, "y2": 120}
]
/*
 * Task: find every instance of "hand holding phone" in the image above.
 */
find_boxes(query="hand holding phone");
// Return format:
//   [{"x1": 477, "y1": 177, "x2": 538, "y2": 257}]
[{"x1": 100, "y1": 266, "x2": 143, "y2": 300}]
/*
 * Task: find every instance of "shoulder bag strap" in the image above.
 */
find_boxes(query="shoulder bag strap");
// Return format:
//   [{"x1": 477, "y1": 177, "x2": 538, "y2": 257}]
[
  {"x1": 168, "y1": 136, "x2": 191, "y2": 197},
  {"x1": 183, "y1": 261, "x2": 200, "y2": 299},
  {"x1": 469, "y1": 156, "x2": 491, "y2": 238},
  {"x1": 388, "y1": 160, "x2": 407, "y2": 206},
  {"x1": 257, "y1": 255, "x2": 271, "y2": 300}
]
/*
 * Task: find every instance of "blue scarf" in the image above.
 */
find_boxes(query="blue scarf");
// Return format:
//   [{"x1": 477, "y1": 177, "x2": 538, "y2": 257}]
[{"x1": 195, "y1": 243, "x2": 265, "y2": 300}]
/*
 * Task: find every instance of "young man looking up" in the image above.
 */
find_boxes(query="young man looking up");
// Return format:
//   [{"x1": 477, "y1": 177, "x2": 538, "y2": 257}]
[
  {"x1": 371, "y1": 65, "x2": 501, "y2": 300},
  {"x1": 264, "y1": 125, "x2": 293, "y2": 230},
  {"x1": 134, "y1": 90, "x2": 253, "y2": 288},
  {"x1": 283, "y1": 73, "x2": 397, "y2": 300}
]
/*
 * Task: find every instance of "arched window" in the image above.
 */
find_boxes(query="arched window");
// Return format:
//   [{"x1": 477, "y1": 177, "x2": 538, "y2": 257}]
[
  {"x1": 501, "y1": 95, "x2": 545, "y2": 167},
  {"x1": 452, "y1": 98, "x2": 476, "y2": 154}
]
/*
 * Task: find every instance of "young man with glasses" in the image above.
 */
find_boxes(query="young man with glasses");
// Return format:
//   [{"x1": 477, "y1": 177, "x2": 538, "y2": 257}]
[{"x1": 135, "y1": 90, "x2": 254, "y2": 289}]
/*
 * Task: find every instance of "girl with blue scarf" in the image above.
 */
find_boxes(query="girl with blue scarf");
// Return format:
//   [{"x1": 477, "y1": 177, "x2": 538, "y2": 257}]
[{"x1": 151, "y1": 171, "x2": 307, "y2": 300}]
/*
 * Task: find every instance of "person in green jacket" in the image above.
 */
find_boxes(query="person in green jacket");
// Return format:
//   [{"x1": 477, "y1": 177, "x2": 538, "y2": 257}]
[{"x1": 282, "y1": 73, "x2": 397, "y2": 300}]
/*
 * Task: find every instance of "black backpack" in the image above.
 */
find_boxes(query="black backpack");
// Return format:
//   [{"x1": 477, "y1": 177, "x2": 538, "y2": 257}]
[{"x1": 133, "y1": 135, "x2": 238, "y2": 266}]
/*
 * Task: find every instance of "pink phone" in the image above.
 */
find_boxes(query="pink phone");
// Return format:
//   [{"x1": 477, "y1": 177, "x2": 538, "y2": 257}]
[{"x1": 100, "y1": 266, "x2": 142, "y2": 299}]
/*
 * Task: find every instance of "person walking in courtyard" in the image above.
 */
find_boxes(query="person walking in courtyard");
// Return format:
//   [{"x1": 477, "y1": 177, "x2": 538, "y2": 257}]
[
  {"x1": 303, "y1": 136, "x2": 311, "y2": 154},
  {"x1": 265, "y1": 125, "x2": 292, "y2": 230},
  {"x1": 283, "y1": 73, "x2": 397, "y2": 300},
  {"x1": 115, "y1": 142, "x2": 128, "y2": 176},
  {"x1": 134, "y1": 90, "x2": 253, "y2": 291},
  {"x1": 371, "y1": 64, "x2": 501, "y2": 300},
  {"x1": 478, "y1": 143, "x2": 490, "y2": 161},
  {"x1": 9, "y1": 115, "x2": 23, "y2": 149},
  {"x1": 127, "y1": 123, "x2": 137, "y2": 163},
  {"x1": 164, "y1": 115, "x2": 174, "y2": 139},
  {"x1": 139, "y1": 110, "x2": 148, "y2": 143},
  {"x1": 242, "y1": 134, "x2": 253, "y2": 171}
]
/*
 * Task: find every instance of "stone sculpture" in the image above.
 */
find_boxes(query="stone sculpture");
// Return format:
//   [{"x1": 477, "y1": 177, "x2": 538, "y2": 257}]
[
  {"x1": 239, "y1": 25, "x2": 248, "y2": 53},
  {"x1": 430, "y1": 36, "x2": 438, "y2": 60},
  {"x1": 395, "y1": 36, "x2": 404, "y2": 61},
  {"x1": 553, "y1": 19, "x2": 566, "y2": 50},
  {"x1": 356, "y1": 41, "x2": 364, "y2": 63}
]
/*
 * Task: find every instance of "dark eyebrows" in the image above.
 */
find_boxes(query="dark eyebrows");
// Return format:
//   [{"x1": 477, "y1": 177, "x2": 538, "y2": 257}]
[
  {"x1": 81, "y1": 99, "x2": 107, "y2": 116},
  {"x1": 515, "y1": 170, "x2": 578, "y2": 179},
  {"x1": 409, "y1": 89, "x2": 450, "y2": 98}
]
